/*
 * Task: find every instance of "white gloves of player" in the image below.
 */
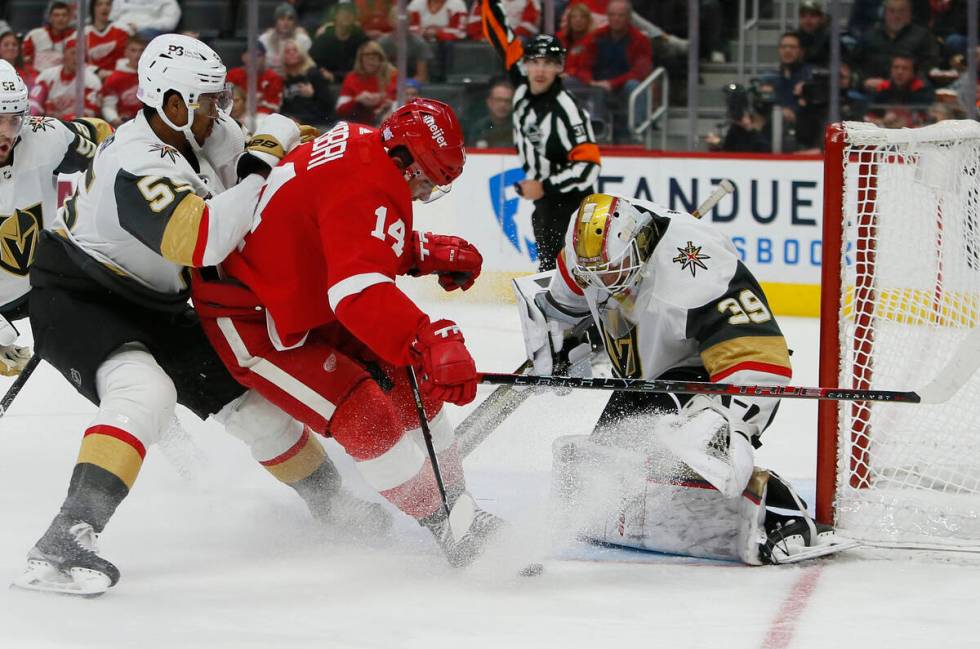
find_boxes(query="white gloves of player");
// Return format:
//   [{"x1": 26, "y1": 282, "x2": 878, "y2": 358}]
[
  {"x1": 513, "y1": 273, "x2": 592, "y2": 380},
  {"x1": 244, "y1": 113, "x2": 303, "y2": 168},
  {"x1": 655, "y1": 394, "x2": 755, "y2": 498}
]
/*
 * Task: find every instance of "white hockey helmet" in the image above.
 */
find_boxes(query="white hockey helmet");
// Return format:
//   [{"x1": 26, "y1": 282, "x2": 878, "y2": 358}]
[
  {"x1": 137, "y1": 34, "x2": 230, "y2": 144},
  {"x1": 570, "y1": 194, "x2": 657, "y2": 296},
  {"x1": 0, "y1": 60, "x2": 28, "y2": 133}
]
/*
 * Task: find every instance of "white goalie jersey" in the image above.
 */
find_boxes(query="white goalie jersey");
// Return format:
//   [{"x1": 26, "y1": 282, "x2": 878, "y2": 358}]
[
  {"x1": 0, "y1": 116, "x2": 102, "y2": 311},
  {"x1": 53, "y1": 110, "x2": 260, "y2": 302}
]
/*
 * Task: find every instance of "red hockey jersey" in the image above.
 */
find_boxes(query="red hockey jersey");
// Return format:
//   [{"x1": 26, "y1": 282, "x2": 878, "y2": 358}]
[
  {"x1": 219, "y1": 122, "x2": 428, "y2": 366},
  {"x1": 226, "y1": 67, "x2": 284, "y2": 114},
  {"x1": 85, "y1": 23, "x2": 130, "y2": 74}
]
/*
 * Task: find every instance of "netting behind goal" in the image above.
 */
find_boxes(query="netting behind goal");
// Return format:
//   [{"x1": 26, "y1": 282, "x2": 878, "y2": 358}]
[{"x1": 817, "y1": 120, "x2": 980, "y2": 551}]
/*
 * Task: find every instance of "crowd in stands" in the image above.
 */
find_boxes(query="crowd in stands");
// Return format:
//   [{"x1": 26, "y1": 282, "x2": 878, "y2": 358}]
[
  {"x1": 0, "y1": 0, "x2": 976, "y2": 151},
  {"x1": 710, "y1": 0, "x2": 978, "y2": 153}
]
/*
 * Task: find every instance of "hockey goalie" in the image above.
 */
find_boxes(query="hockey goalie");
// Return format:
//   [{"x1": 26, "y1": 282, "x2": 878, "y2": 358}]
[{"x1": 515, "y1": 193, "x2": 854, "y2": 565}]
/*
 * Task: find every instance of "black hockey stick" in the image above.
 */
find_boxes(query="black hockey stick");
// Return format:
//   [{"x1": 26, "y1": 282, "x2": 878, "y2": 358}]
[
  {"x1": 0, "y1": 354, "x2": 40, "y2": 418},
  {"x1": 457, "y1": 360, "x2": 533, "y2": 459},
  {"x1": 476, "y1": 363, "x2": 967, "y2": 404},
  {"x1": 406, "y1": 366, "x2": 451, "y2": 517}
]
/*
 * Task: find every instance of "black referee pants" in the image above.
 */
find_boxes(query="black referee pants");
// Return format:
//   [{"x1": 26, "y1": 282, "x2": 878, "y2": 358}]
[{"x1": 532, "y1": 189, "x2": 593, "y2": 272}]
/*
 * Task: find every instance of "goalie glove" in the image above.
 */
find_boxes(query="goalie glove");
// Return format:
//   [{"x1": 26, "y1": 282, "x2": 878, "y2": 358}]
[
  {"x1": 654, "y1": 395, "x2": 755, "y2": 498},
  {"x1": 408, "y1": 231, "x2": 483, "y2": 291},
  {"x1": 0, "y1": 344, "x2": 32, "y2": 376},
  {"x1": 513, "y1": 273, "x2": 593, "y2": 389},
  {"x1": 237, "y1": 113, "x2": 302, "y2": 177}
]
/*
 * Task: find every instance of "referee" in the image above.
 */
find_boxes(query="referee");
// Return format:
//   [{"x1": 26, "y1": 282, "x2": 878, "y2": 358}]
[{"x1": 482, "y1": 0, "x2": 602, "y2": 271}]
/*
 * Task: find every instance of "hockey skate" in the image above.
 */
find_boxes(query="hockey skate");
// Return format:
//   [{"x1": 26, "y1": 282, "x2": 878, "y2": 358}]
[
  {"x1": 307, "y1": 487, "x2": 394, "y2": 541},
  {"x1": 12, "y1": 515, "x2": 120, "y2": 597},
  {"x1": 422, "y1": 493, "x2": 542, "y2": 575},
  {"x1": 760, "y1": 515, "x2": 859, "y2": 565}
]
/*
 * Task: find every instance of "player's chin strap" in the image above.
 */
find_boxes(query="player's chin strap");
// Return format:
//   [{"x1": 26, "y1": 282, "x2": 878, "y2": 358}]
[{"x1": 157, "y1": 103, "x2": 205, "y2": 155}]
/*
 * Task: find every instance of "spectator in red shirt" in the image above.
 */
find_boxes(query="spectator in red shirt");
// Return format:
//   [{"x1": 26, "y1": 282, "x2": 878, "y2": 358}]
[
  {"x1": 0, "y1": 30, "x2": 39, "y2": 92},
  {"x1": 335, "y1": 40, "x2": 396, "y2": 125},
  {"x1": 356, "y1": 0, "x2": 395, "y2": 38},
  {"x1": 100, "y1": 33, "x2": 145, "y2": 126},
  {"x1": 581, "y1": 0, "x2": 653, "y2": 141},
  {"x1": 29, "y1": 37, "x2": 101, "y2": 119},
  {"x1": 558, "y1": 2, "x2": 595, "y2": 83},
  {"x1": 23, "y1": 1, "x2": 76, "y2": 72},
  {"x1": 86, "y1": 0, "x2": 131, "y2": 81},
  {"x1": 226, "y1": 41, "x2": 285, "y2": 115}
]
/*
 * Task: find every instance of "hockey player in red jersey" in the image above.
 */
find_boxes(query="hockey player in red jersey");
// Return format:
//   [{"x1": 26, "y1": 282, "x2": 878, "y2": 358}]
[{"x1": 192, "y1": 99, "x2": 508, "y2": 568}]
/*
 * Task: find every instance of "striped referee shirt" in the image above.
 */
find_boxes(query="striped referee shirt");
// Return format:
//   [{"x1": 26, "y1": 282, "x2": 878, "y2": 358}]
[{"x1": 482, "y1": 0, "x2": 601, "y2": 198}]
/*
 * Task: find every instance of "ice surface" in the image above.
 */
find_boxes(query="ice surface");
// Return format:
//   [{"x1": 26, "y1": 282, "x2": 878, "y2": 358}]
[{"x1": 0, "y1": 289, "x2": 977, "y2": 648}]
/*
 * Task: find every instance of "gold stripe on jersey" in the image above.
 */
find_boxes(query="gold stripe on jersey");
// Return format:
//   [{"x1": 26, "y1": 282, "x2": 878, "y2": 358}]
[
  {"x1": 260, "y1": 428, "x2": 327, "y2": 484},
  {"x1": 160, "y1": 194, "x2": 206, "y2": 267},
  {"x1": 77, "y1": 433, "x2": 144, "y2": 490},
  {"x1": 700, "y1": 335, "x2": 791, "y2": 379}
]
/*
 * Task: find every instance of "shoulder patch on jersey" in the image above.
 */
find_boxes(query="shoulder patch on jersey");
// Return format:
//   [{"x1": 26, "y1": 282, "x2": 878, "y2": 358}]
[
  {"x1": 27, "y1": 116, "x2": 56, "y2": 133},
  {"x1": 148, "y1": 143, "x2": 180, "y2": 164},
  {"x1": 672, "y1": 241, "x2": 711, "y2": 277}
]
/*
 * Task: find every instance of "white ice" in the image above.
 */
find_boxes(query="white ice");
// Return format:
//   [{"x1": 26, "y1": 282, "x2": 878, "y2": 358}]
[{"x1": 0, "y1": 286, "x2": 978, "y2": 649}]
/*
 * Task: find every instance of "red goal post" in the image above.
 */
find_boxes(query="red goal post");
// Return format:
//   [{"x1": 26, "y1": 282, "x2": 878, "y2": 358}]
[{"x1": 816, "y1": 120, "x2": 980, "y2": 551}]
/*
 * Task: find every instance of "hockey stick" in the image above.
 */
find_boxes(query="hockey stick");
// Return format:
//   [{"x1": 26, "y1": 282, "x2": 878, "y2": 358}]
[
  {"x1": 691, "y1": 179, "x2": 735, "y2": 219},
  {"x1": 0, "y1": 354, "x2": 40, "y2": 418},
  {"x1": 457, "y1": 360, "x2": 533, "y2": 459},
  {"x1": 480, "y1": 324, "x2": 980, "y2": 404},
  {"x1": 406, "y1": 366, "x2": 450, "y2": 517}
]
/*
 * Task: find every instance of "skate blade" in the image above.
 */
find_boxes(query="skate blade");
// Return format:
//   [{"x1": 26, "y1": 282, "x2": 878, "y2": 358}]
[
  {"x1": 770, "y1": 538, "x2": 860, "y2": 565},
  {"x1": 10, "y1": 560, "x2": 110, "y2": 598}
]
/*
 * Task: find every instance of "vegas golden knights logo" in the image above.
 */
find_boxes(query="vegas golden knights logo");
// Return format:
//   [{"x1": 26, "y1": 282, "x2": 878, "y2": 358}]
[
  {"x1": 0, "y1": 203, "x2": 42, "y2": 277},
  {"x1": 602, "y1": 323, "x2": 642, "y2": 379}
]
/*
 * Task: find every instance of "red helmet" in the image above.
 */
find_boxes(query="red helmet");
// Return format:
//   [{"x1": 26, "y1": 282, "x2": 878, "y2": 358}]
[{"x1": 380, "y1": 98, "x2": 465, "y2": 187}]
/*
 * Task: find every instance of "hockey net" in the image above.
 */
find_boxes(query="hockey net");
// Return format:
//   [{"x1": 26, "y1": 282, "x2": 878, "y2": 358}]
[{"x1": 817, "y1": 120, "x2": 980, "y2": 551}]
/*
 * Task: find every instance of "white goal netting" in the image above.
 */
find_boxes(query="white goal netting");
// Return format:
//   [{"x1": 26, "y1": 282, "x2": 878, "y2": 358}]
[{"x1": 828, "y1": 120, "x2": 980, "y2": 550}]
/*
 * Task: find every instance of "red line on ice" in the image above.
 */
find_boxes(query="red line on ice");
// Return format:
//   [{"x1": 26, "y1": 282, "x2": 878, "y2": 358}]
[{"x1": 760, "y1": 564, "x2": 825, "y2": 649}]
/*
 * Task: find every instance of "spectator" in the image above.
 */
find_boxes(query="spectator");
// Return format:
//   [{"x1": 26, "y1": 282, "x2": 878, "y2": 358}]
[
  {"x1": 378, "y1": 6, "x2": 432, "y2": 82},
  {"x1": 706, "y1": 83, "x2": 771, "y2": 153},
  {"x1": 109, "y1": 0, "x2": 180, "y2": 36},
  {"x1": 557, "y1": 2, "x2": 594, "y2": 83},
  {"x1": 466, "y1": 79, "x2": 514, "y2": 148},
  {"x1": 281, "y1": 38, "x2": 334, "y2": 127},
  {"x1": 794, "y1": 63, "x2": 867, "y2": 151},
  {"x1": 29, "y1": 38, "x2": 101, "y2": 119},
  {"x1": 0, "y1": 31, "x2": 38, "y2": 92},
  {"x1": 581, "y1": 0, "x2": 653, "y2": 141},
  {"x1": 950, "y1": 45, "x2": 980, "y2": 113},
  {"x1": 408, "y1": 0, "x2": 467, "y2": 42},
  {"x1": 309, "y1": 2, "x2": 369, "y2": 84},
  {"x1": 873, "y1": 53, "x2": 934, "y2": 105},
  {"x1": 760, "y1": 32, "x2": 812, "y2": 124},
  {"x1": 85, "y1": 0, "x2": 130, "y2": 81},
  {"x1": 260, "y1": 4, "x2": 313, "y2": 77},
  {"x1": 467, "y1": 0, "x2": 540, "y2": 40},
  {"x1": 335, "y1": 40, "x2": 396, "y2": 125},
  {"x1": 23, "y1": 1, "x2": 75, "y2": 72},
  {"x1": 356, "y1": 0, "x2": 395, "y2": 38},
  {"x1": 931, "y1": 0, "x2": 971, "y2": 65},
  {"x1": 926, "y1": 99, "x2": 966, "y2": 123},
  {"x1": 797, "y1": 0, "x2": 830, "y2": 66},
  {"x1": 851, "y1": 0, "x2": 940, "y2": 94},
  {"x1": 226, "y1": 41, "x2": 284, "y2": 115},
  {"x1": 560, "y1": 0, "x2": 609, "y2": 31},
  {"x1": 848, "y1": 0, "x2": 930, "y2": 40},
  {"x1": 296, "y1": 0, "x2": 333, "y2": 35},
  {"x1": 100, "y1": 33, "x2": 145, "y2": 126}
]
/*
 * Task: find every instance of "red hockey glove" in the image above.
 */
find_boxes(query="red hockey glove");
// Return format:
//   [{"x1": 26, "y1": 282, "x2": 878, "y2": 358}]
[
  {"x1": 412, "y1": 319, "x2": 478, "y2": 405},
  {"x1": 409, "y1": 231, "x2": 483, "y2": 291}
]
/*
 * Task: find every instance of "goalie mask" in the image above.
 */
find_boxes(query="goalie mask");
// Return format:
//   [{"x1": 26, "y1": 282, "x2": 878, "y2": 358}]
[
  {"x1": 0, "y1": 60, "x2": 28, "y2": 146},
  {"x1": 137, "y1": 34, "x2": 231, "y2": 150},
  {"x1": 571, "y1": 194, "x2": 657, "y2": 296}
]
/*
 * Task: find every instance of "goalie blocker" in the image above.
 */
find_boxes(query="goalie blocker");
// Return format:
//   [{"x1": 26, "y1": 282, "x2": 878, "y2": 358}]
[{"x1": 515, "y1": 193, "x2": 855, "y2": 564}]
